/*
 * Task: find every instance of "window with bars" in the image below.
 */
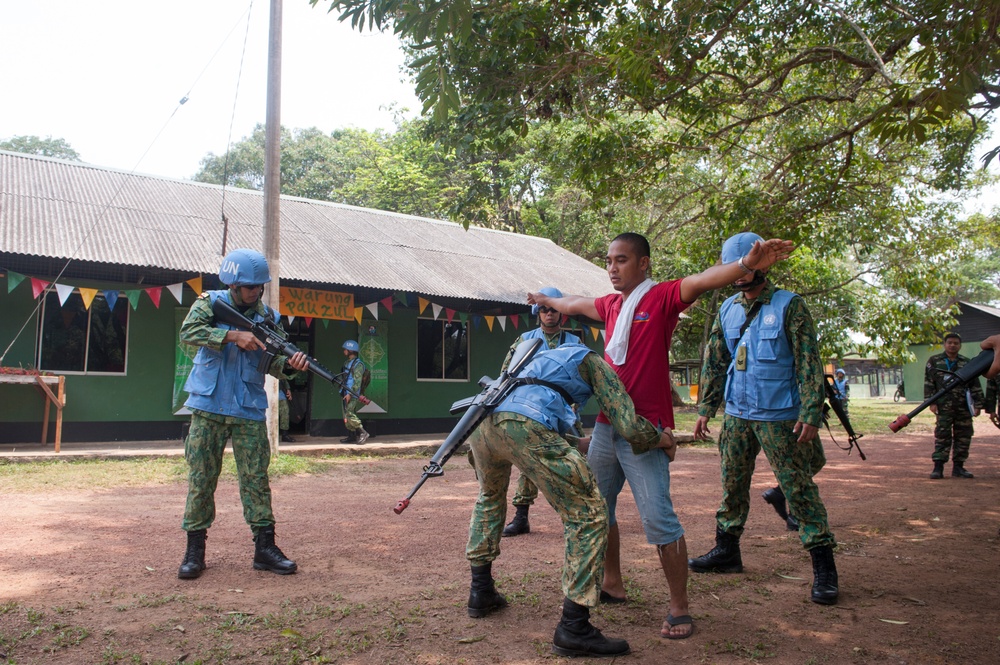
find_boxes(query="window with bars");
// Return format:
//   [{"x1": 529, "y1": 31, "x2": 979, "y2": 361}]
[
  {"x1": 38, "y1": 291, "x2": 129, "y2": 374},
  {"x1": 416, "y1": 318, "x2": 469, "y2": 381}
]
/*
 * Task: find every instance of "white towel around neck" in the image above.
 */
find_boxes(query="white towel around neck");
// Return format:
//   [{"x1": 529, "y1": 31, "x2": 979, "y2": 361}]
[{"x1": 605, "y1": 278, "x2": 656, "y2": 365}]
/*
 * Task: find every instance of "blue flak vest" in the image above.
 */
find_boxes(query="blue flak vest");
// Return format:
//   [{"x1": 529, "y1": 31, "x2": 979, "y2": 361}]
[
  {"x1": 720, "y1": 289, "x2": 800, "y2": 421},
  {"x1": 833, "y1": 379, "x2": 848, "y2": 401},
  {"x1": 340, "y1": 357, "x2": 365, "y2": 396},
  {"x1": 496, "y1": 343, "x2": 593, "y2": 435},
  {"x1": 183, "y1": 290, "x2": 279, "y2": 422}
]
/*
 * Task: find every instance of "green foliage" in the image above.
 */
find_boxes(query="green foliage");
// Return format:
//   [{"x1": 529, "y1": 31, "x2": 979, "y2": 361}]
[{"x1": 0, "y1": 134, "x2": 81, "y2": 160}]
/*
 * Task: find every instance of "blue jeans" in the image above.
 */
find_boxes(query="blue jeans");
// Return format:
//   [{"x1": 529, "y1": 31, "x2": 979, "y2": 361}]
[{"x1": 587, "y1": 421, "x2": 684, "y2": 545}]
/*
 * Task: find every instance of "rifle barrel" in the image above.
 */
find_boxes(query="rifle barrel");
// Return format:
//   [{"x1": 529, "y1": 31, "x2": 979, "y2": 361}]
[{"x1": 888, "y1": 348, "x2": 993, "y2": 432}]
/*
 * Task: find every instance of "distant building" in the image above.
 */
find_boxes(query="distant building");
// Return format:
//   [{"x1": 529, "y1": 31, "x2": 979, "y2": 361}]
[{"x1": 0, "y1": 151, "x2": 609, "y2": 443}]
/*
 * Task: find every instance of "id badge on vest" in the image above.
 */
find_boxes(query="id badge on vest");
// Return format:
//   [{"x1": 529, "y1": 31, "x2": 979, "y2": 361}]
[{"x1": 735, "y1": 344, "x2": 748, "y2": 371}]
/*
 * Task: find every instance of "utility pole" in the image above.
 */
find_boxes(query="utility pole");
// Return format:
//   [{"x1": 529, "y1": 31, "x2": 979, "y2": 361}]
[{"x1": 263, "y1": 0, "x2": 283, "y2": 455}]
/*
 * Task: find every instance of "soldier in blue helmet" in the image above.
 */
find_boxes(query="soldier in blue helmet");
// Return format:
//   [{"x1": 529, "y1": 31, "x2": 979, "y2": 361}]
[
  {"x1": 499, "y1": 286, "x2": 586, "y2": 537},
  {"x1": 340, "y1": 339, "x2": 370, "y2": 444},
  {"x1": 691, "y1": 232, "x2": 839, "y2": 606},
  {"x1": 176, "y1": 248, "x2": 310, "y2": 580}
]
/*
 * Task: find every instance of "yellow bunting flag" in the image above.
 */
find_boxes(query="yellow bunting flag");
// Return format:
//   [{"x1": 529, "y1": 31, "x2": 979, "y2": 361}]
[
  {"x1": 485, "y1": 315, "x2": 495, "y2": 331},
  {"x1": 418, "y1": 297, "x2": 430, "y2": 314},
  {"x1": 186, "y1": 276, "x2": 203, "y2": 296},
  {"x1": 79, "y1": 288, "x2": 98, "y2": 310},
  {"x1": 354, "y1": 307, "x2": 363, "y2": 324}
]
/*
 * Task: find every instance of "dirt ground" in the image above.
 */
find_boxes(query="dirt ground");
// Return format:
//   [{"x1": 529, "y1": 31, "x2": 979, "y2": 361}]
[{"x1": 1, "y1": 424, "x2": 999, "y2": 665}]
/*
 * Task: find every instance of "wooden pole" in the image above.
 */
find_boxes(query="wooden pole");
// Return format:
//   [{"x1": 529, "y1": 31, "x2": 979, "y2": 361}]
[{"x1": 263, "y1": 0, "x2": 283, "y2": 455}]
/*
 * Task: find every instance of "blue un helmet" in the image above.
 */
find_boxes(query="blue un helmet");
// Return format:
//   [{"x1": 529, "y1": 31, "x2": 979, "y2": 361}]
[
  {"x1": 219, "y1": 249, "x2": 272, "y2": 286},
  {"x1": 342, "y1": 340, "x2": 360, "y2": 353},
  {"x1": 721, "y1": 232, "x2": 763, "y2": 264},
  {"x1": 531, "y1": 286, "x2": 563, "y2": 315}
]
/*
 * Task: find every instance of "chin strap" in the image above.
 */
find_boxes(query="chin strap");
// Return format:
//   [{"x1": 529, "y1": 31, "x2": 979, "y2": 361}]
[{"x1": 733, "y1": 271, "x2": 767, "y2": 291}]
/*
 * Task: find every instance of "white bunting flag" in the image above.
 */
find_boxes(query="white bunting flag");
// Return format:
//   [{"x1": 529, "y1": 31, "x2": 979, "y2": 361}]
[{"x1": 55, "y1": 283, "x2": 74, "y2": 305}]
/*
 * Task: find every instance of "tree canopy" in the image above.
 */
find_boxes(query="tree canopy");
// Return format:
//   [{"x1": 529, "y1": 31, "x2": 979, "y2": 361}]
[{"x1": 0, "y1": 135, "x2": 80, "y2": 161}]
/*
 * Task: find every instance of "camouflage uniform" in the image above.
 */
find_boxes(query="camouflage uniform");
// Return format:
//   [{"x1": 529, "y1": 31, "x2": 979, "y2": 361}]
[
  {"x1": 341, "y1": 358, "x2": 366, "y2": 434},
  {"x1": 180, "y1": 295, "x2": 297, "y2": 534},
  {"x1": 698, "y1": 283, "x2": 835, "y2": 550},
  {"x1": 924, "y1": 352, "x2": 984, "y2": 464},
  {"x1": 278, "y1": 379, "x2": 291, "y2": 431},
  {"x1": 500, "y1": 329, "x2": 583, "y2": 508},
  {"x1": 467, "y1": 351, "x2": 660, "y2": 607}
]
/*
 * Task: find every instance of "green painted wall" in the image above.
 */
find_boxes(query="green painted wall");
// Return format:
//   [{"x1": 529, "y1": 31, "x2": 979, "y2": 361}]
[
  {"x1": 903, "y1": 341, "x2": 988, "y2": 402},
  {"x1": 1, "y1": 280, "x2": 605, "y2": 438}
]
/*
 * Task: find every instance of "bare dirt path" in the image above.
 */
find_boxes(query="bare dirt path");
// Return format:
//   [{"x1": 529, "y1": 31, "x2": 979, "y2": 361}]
[{"x1": 1, "y1": 426, "x2": 999, "y2": 664}]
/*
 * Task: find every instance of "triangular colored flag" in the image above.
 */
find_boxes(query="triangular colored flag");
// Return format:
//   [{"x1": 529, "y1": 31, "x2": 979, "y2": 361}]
[
  {"x1": 472, "y1": 316, "x2": 481, "y2": 329},
  {"x1": 31, "y1": 278, "x2": 50, "y2": 299},
  {"x1": 79, "y1": 288, "x2": 98, "y2": 310},
  {"x1": 380, "y1": 296, "x2": 394, "y2": 315},
  {"x1": 304, "y1": 317, "x2": 313, "y2": 328},
  {"x1": 125, "y1": 290, "x2": 141, "y2": 310},
  {"x1": 511, "y1": 314, "x2": 520, "y2": 330},
  {"x1": 366, "y1": 302, "x2": 379, "y2": 320},
  {"x1": 418, "y1": 297, "x2": 430, "y2": 314},
  {"x1": 55, "y1": 283, "x2": 74, "y2": 305},
  {"x1": 166, "y1": 283, "x2": 185, "y2": 304},
  {"x1": 354, "y1": 307, "x2": 363, "y2": 324},
  {"x1": 497, "y1": 316, "x2": 506, "y2": 332},
  {"x1": 485, "y1": 315, "x2": 495, "y2": 331},
  {"x1": 459, "y1": 312, "x2": 469, "y2": 323},
  {"x1": 561, "y1": 314, "x2": 569, "y2": 326},
  {"x1": 431, "y1": 303, "x2": 442, "y2": 320},
  {"x1": 569, "y1": 318, "x2": 578, "y2": 329},
  {"x1": 394, "y1": 291, "x2": 409, "y2": 306},
  {"x1": 104, "y1": 290, "x2": 119, "y2": 311},
  {"x1": 591, "y1": 326, "x2": 600, "y2": 341},
  {"x1": 322, "y1": 319, "x2": 330, "y2": 328},
  {"x1": 6, "y1": 270, "x2": 25, "y2": 293},
  {"x1": 186, "y1": 276, "x2": 203, "y2": 296},
  {"x1": 445, "y1": 308, "x2": 456, "y2": 323},
  {"x1": 144, "y1": 287, "x2": 162, "y2": 308},
  {"x1": 599, "y1": 329, "x2": 605, "y2": 340}
]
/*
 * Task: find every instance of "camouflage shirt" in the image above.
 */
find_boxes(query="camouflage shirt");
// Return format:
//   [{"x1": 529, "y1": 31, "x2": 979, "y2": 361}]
[
  {"x1": 923, "y1": 352, "x2": 985, "y2": 410},
  {"x1": 697, "y1": 282, "x2": 825, "y2": 427},
  {"x1": 179, "y1": 293, "x2": 295, "y2": 381}
]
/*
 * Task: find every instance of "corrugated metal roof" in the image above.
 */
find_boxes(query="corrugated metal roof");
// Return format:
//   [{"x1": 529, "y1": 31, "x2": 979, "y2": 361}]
[{"x1": 0, "y1": 151, "x2": 612, "y2": 305}]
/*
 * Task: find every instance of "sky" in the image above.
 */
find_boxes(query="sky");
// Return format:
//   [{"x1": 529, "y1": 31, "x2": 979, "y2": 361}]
[{"x1": 0, "y1": 0, "x2": 420, "y2": 181}]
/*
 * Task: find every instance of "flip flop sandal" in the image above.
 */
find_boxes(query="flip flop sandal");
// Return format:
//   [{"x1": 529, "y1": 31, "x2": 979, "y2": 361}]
[{"x1": 661, "y1": 613, "x2": 695, "y2": 640}]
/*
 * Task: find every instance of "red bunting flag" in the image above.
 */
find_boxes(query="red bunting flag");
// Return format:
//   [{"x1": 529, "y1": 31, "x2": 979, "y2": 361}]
[
  {"x1": 511, "y1": 314, "x2": 520, "y2": 329},
  {"x1": 380, "y1": 296, "x2": 394, "y2": 315},
  {"x1": 304, "y1": 317, "x2": 313, "y2": 328},
  {"x1": 144, "y1": 287, "x2": 162, "y2": 308},
  {"x1": 30, "y1": 277, "x2": 50, "y2": 299},
  {"x1": 445, "y1": 308, "x2": 456, "y2": 323}
]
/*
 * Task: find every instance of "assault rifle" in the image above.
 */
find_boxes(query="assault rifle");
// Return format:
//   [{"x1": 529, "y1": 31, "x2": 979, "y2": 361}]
[
  {"x1": 822, "y1": 374, "x2": 865, "y2": 460},
  {"x1": 393, "y1": 337, "x2": 544, "y2": 514},
  {"x1": 889, "y1": 348, "x2": 993, "y2": 432},
  {"x1": 211, "y1": 298, "x2": 368, "y2": 403}
]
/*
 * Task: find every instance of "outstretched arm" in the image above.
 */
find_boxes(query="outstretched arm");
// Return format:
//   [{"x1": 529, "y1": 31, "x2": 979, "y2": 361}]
[
  {"x1": 679, "y1": 238, "x2": 794, "y2": 303},
  {"x1": 527, "y1": 292, "x2": 601, "y2": 321},
  {"x1": 982, "y1": 334, "x2": 1000, "y2": 379}
]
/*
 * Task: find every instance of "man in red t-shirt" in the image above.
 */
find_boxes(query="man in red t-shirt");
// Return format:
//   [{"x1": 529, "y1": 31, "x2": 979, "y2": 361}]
[{"x1": 529, "y1": 232, "x2": 793, "y2": 639}]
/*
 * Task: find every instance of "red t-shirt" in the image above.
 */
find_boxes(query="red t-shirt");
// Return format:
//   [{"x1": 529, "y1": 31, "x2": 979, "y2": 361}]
[{"x1": 595, "y1": 280, "x2": 689, "y2": 429}]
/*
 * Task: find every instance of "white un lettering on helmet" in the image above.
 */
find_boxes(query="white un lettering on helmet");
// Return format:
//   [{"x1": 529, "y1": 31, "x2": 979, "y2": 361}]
[{"x1": 220, "y1": 260, "x2": 239, "y2": 277}]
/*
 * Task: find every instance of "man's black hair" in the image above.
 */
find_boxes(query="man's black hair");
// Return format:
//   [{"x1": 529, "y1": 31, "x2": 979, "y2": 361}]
[
  {"x1": 943, "y1": 332, "x2": 962, "y2": 342},
  {"x1": 611, "y1": 232, "x2": 651, "y2": 259}
]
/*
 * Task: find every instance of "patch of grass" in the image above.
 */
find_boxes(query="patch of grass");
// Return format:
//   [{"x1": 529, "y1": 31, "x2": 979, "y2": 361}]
[{"x1": 0, "y1": 457, "x2": 188, "y2": 492}]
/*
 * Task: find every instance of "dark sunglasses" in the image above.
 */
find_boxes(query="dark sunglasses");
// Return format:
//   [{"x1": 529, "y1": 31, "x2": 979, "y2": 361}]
[{"x1": 537, "y1": 306, "x2": 558, "y2": 314}]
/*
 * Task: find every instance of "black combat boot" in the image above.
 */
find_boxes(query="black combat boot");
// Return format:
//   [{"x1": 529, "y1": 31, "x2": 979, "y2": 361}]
[
  {"x1": 502, "y1": 505, "x2": 530, "y2": 537},
  {"x1": 340, "y1": 431, "x2": 357, "y2": 443},
  {"x1": 952, "y1": 463, "x2": 974, "y2": 478},
  {"x1": 929, "y1": 461, "x2": 945, "y2": 479},
  {"x1": 762, "y1": 486, "x2": 789, "y2": 521},
  {"x1": 552, "y1": 597, "x2": 630, "y2": 657},
  {"x1": 786, "y1": 514, "x2": 800, "y2": 531},
  {"x1": 356, "y1": 427, "x2": 370, "y2": 445},
  {"x1": 468, "y1": 563, "x2": 508, "y2": 618},
  {"x1": 688, "y1": 526, "x2": 743, "y2": 573},
  {"x1": 809, "y1": 545, "x2": 839, "y2": 605},
  {"x1": 253, "y1": 526, "x2": 297, "y2": 575},
  {"x1": 177, "y1": 529, "x2": 207, "y2": 579}
]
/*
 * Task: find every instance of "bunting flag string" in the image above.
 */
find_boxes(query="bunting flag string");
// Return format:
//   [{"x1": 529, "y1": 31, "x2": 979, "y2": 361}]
[
  {"x1": 104, "y1": 290, "x2": 119, "y2": 311},
  {"x1": 185, "y1": 276, "x2": 203, "y2": 296},
  {"x1": 418, "y1": 297, "x2": 430, "y2": 314},
  {"x1": 366, "y1": 302, "x2": 380, "y2": 320},
  {"x1": 31, "y1": 278, "x2": 50, "y2": 299},
  {"x1": 304, "y1": 317, "x2": 313, "y2": 328},
  {"x1": 431, "y1": 303, "x2": 442, "y2": 320},
  {"x1": 166, "y1": 283, "x2": 185, "y2": 304},
  {"x1": 79, "y1": 288, "x2": 98, "y2": 310},
  {"x1": 125, "y1": 290, "x2": 141, "y2": 310},
  {"x1": 485, "y1": 315, "x2": 495, "y2": 331},
  {"x1": 380, "y1": 296, "x2": 394, "y2": 315},
  {"x1": 497, "y1": 315, "x2": 506, "y2": 332},
  {"x1": 445, "y1": 308, "x2": 456, "y2": 323},
  {"x1": 511, "y1": 314, "x2": 520, "y2": 330}
]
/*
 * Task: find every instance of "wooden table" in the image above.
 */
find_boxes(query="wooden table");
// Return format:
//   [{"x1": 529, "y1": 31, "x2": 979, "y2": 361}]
[{"x1": 0, "y1": 374, "x2": 66, "y2": 452}]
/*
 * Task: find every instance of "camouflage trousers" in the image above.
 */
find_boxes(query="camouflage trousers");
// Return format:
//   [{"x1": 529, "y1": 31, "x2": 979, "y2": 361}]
[
  {"x1": 182, "y1": 410, "x2": 275, "y2": 534},
  {"x1": 343, "y1": 396, "x2": 362, "y2": 432},
  {"x1": 511, "y1": 474, "x2": 539, "y2": 507},
  {"x1": 467, "y1": 413, "x2": 608, "y2": 607},
  {"x1": 716, "y1": 415, "x2": 835, "y2": 550},
  {"x1": 279, "y1": 399, "x2": 290, "y2": 431},
  {"x1": 932, "y1": 407, "x2": 974, "y2": 464}
]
